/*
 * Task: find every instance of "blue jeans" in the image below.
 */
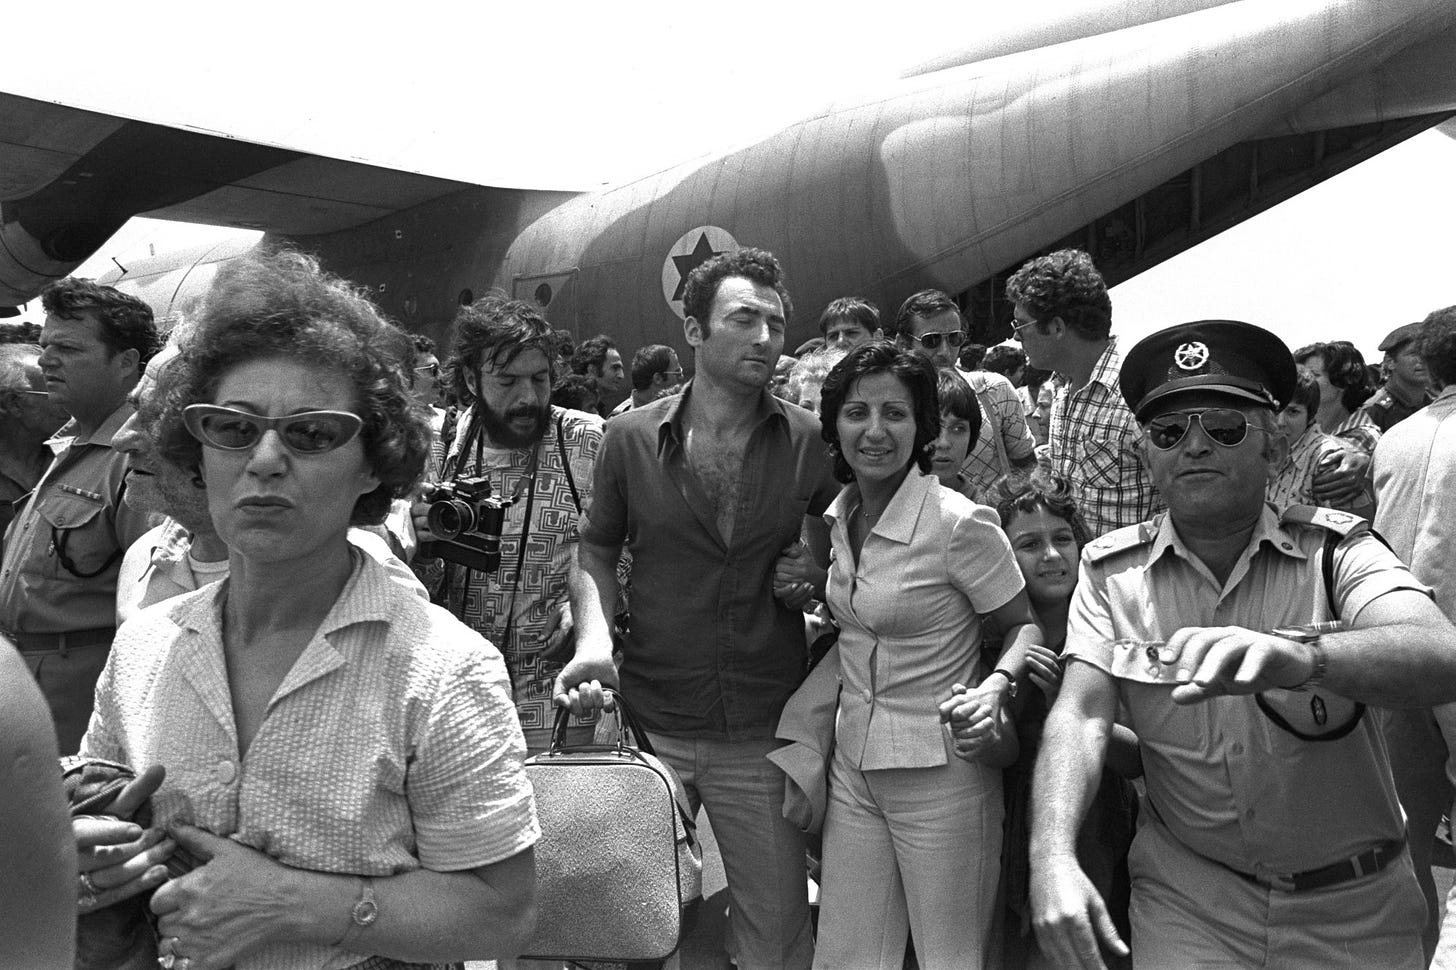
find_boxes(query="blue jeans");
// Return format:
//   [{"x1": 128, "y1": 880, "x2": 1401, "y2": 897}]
[{"x1": 648, "y1": 732, "x2": 814, "y2": 970}]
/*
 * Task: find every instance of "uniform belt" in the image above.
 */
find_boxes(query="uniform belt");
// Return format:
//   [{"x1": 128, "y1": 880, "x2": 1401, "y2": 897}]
[
  {"x1": 4, "y1": 627, "x2": 115, "y2": 653},
  {"x1": 1229, "y1": 837, "x2": 1406, "y2": 892}
]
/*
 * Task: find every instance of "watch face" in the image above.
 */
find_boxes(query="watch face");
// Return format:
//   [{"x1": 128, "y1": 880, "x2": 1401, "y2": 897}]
[{"x1": 353, "y1": 899, "x2": 379, "y2": 926}]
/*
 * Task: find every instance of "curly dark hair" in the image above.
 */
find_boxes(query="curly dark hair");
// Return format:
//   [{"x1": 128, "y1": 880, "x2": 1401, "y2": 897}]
[
  {"x1": 1420, "y1": 306, "x2": 1456, "y2": 389},
  {"x1": 893, "y1": 289, "x2": 962, "y2": 342},
  {"x1": 447, "y1": 291, "x2": 557, "y2": 402},
  {"x1": 571, "y1": 334, "x2": 617, "y2": 376},
  {"x1": 630, "y1": 344, "x2": 677, "y2": 391},
  {"x1": 681, "y1": 247, "x2": 793, "y2": 334},
  {"x1": 41, "y1": 277, "x2": 161, "y2": 364},
  {"x1": 153, "y1": 249, "x2": 432, "y2": 526},
  {"x1": 1004, "y1": 249, "x2": 1112, "y2": 341},
  {"x1": 981, "y1": 345, "x2": 1027, "y2": 379},
  {"x1": 819, "y1": 341, "x2": 940, "y2": 484},
  {"x1": 992, "y1": 470, "x2": 1092, "y2": 549},
  {"x1": 412, "y1": 333, "x2": 437, "y2": 356},
  {"x1": 1292, "y1": 341, "x2": 1373, "y2": 413}
]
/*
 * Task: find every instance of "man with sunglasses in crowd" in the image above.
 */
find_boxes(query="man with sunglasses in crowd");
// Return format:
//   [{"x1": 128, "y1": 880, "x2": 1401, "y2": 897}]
[
  {"x1": 895, "y1": 288, "x2": 1036, "y2": 499},
  {"x1": 1029, "y1": 320, "x2": 1456, "y2": 970},
  {"x1": 1005, "y1": 249, "x2": 1161, "y2": 537},
  {"x1": 0, "y1": 278, "x2": 159, "y2": 754}
]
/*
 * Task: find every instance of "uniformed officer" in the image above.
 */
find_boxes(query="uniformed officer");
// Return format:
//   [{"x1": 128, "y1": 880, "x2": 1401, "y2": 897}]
[
  {"x1": 1028, "y1": 320, "x2": 1456, "y2": 970},
  {"x1": 1362, "y1": 321, "x2": 1434, "y2": 432},
  {"x1": 0, "y1": 278, "x2": 158, "y2": 754}
]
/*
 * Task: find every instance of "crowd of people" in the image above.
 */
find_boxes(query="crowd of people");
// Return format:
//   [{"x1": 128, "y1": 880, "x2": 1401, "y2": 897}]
[{"x1": 4, "y1": 240, "x2": 1456, "y2": 970}]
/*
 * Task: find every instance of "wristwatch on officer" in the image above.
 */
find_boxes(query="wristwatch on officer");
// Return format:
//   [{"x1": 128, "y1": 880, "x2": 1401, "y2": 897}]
[{"x1": 1272, "y1": 626, "x2": 1329, "y2": 693}]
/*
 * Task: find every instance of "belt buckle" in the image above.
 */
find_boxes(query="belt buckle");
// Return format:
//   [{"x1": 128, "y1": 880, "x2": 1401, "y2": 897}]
[{"x1": 1260, "y1": 871, "x2": 1297, "y2": 892}]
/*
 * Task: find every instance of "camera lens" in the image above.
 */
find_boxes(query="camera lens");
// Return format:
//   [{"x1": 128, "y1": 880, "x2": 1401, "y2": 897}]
[{"x1": 428, "y1": 500, "x2": 477, "y2": 539}]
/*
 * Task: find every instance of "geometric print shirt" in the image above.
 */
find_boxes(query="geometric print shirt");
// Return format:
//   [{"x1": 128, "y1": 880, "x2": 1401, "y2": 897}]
[
  {"x1": 1048, "y1": 337, "x2": 1164, "y2": 538},
  {"x1": 443, "y1": 405, "x2": 603, "y2": 746}
]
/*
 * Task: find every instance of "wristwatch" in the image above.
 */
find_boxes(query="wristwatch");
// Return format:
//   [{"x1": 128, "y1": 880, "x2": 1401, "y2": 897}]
[
  {"x1": 342, "y1": 877, "x2": 377, "y2": 945},
  {"x1": 1271, "y1": 626, "x2": 1328, "y2": 692},
  {"x1": 990, "y1": 667, "x2": 1019, "y2": 699}
]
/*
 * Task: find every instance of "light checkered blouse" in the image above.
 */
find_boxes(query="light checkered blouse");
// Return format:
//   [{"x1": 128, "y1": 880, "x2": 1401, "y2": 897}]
[
  {"x1": 83, "y1": 550, "x2": 539, "y2": 970},
  {"x1": 1048, "y1": 338, "x2": 1164, "y2": 537}
]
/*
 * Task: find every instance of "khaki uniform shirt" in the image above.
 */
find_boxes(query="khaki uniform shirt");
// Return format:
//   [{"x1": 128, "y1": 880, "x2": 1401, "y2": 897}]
[
  {"x1": 1065, "y1": 505, "x2": 1426, "y2": 875},
  {"x1": 0, "y1": 403, "x2": 154, "y2": 634}
]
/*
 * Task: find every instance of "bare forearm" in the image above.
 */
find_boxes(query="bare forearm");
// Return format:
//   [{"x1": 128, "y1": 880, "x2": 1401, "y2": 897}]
[
  {"x1": 1319, "y1": 621, "x2": 1456, "y2": 708},
  {"x1": 282, "y1": 854, "x2": 536, "y2": 962},
  {"x1": 568, "y1": 542, "x2": 621, "y2": 657},
  {"x1": 1031, "y1": 696, "x2": 1109, "y2": 862}
]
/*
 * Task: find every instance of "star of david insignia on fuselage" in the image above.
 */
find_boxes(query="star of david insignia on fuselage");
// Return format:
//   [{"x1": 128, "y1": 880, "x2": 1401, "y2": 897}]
[
  {"x1": 1174, "y1": 341, "x2": 1210, "y2": 371},
  {"x1": 671, "y1": 234, "x2": 723, "y2": 301}
]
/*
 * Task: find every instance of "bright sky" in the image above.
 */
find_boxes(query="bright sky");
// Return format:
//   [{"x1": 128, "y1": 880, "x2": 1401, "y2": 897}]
[{"x1": 4, "y1": 1, "x2": 1453, "y2": 362}]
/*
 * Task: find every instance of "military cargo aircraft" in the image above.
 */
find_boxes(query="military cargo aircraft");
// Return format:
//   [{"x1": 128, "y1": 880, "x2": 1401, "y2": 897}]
[{"x1": 1, "y1": 0, "x2": 1453, "y2": 356}]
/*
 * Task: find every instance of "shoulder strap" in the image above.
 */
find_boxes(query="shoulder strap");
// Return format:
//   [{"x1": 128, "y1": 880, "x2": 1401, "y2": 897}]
[
  {"x1": 556, "y1": 413, "x2": 582, "y2": 514},
  {"x1": 1084, "y1": 517, "x2": 1160, "y2": 564}
]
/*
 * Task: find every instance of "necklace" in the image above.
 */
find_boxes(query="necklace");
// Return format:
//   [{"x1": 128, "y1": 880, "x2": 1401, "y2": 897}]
[{"x1": 861, "y1": 504, "x2": 883, "y2": 520}]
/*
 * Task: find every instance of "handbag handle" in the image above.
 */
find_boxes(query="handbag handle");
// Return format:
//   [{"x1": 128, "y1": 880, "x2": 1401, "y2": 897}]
[{"x1": 548, "y1": 690, "x2": 657, "y2": 757}]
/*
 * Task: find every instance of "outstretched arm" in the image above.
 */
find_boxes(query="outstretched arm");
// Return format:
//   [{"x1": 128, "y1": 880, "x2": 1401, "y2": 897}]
[{"x1": 1029, "y1": 659, "x2": 1128, "y2": 970}]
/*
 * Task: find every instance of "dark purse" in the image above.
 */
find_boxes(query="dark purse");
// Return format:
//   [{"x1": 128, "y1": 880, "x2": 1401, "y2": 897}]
[{"x1": 520, "y1": 695, "x2": 703, "y2": 965}]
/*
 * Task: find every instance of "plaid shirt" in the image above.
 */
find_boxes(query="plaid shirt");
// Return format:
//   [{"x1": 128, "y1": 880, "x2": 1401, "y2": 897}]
[
  {"x1": 956, "y1": 371, "x2": 1037, "y2": 500},
  {"x1": 1048, "y1": 338, "x2": 1163, "y2": 537}
]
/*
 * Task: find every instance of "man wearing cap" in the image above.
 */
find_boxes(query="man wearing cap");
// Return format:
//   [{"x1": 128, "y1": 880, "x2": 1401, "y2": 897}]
[
  {"x1": 1029, "y1": 320, "x2": 1456, "y2": 970},
  {"x1": 1362, "y1": 321, "x2": 1433, "y2": 433}
]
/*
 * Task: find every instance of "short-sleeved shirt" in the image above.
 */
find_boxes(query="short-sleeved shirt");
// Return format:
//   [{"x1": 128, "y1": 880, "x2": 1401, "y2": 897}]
[
  {"x1": 1065, "y1": 505, "x2": 1427, "y2": 876},
  {"x1": 0, "y1": 402, "x2": 155, "y2": 634},
  {"x1": 579, "y1": 381, "x2": 840, "y2": 739},
  {"x1": 443, "y1": 405, "x2": 602, "y2": 739},
  {"x1": 82, "y1": 549, "x2": 538, "y2": 970},
  {"x1": 1048, "y1": 338, "x2": 1163, "y2": 537},
  {"x1": 825, "y1": 470, "x2": 1023, "y2": 769},
  {"x1": 956, "y1": 371, "x2": 1037, "y2": 498}
]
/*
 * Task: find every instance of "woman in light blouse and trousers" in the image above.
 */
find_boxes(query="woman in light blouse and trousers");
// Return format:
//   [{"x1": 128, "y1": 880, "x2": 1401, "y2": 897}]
[
  {"x1": 71, "y1": 250, "x2": 539, "y2": 970},
  {"x1": 811, "y1": 343, "x2": 1048, "y2": 970}
]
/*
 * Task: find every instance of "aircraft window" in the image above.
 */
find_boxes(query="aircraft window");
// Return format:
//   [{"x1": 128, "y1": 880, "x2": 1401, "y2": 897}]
[
  {"x1": 535, "y1": 284, "x2": 553, "y2": 307},
  {"x1": 459, "y1": 289, "x2": 473, "y2": 306}
]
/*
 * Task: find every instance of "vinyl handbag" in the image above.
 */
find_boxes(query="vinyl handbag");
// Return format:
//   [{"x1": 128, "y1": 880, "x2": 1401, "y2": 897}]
[{"x1": 520, "y1": 694, "x2": 702, "y2": 964}]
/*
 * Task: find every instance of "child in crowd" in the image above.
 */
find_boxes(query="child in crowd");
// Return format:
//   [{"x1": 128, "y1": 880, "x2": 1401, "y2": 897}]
[
  {"x1": 989, "y1": 474, "x2": 1140, "y2": 970},
  {"x1": 932, "y1": 367, "x2": 985, "y2": 500},
  {"x1": 1267, "y1": 365, "x2": 1373, "y2": 515}
]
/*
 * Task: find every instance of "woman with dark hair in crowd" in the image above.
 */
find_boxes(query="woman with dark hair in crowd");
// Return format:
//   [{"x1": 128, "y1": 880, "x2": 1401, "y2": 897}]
[
  {"x1": 811, "y1": 341, "x2": 1045, "y2": 970},
  {"x1": 1293, "y1": 340, "x2": 1380, "y2": 446},
  {"x1": 930, "y1": 366, "x2": 984, "y2": 499},
  {"x1": 988, "y1": 473, "x2": 1140, "y2": 970},
  {"x1": 72, "y1": 250, "x2": 539, "y2": 970}
]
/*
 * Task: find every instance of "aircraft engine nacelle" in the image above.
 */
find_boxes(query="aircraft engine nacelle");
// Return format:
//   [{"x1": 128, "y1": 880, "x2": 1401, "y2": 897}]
[{"x1": 0, "y1": 207, "x2": 118, "y2": 306}]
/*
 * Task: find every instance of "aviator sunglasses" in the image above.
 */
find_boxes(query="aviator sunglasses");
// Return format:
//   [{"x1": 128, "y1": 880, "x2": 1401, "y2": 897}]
[
  {"x1": 911, "y1": 330, "x2": 966, "y2": 351},
  {"x1": 183, "y1": 404, "x2": 364, "y2": 456},
  {"x1": 1144, "y1": 408, "x2": 1268, "y2": 451}
]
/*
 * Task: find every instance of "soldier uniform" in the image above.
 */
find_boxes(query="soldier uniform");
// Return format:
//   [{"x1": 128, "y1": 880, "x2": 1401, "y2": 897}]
[{"x1": 1059, "y1": 321, "x2": 1431, "y2": 968}]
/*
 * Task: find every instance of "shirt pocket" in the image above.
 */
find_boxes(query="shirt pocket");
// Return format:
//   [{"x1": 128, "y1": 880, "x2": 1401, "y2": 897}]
[
  {"x1": 36, "y1": 490, "x2": 113, "y2": 579},
  {"x1": 1078, "y1": 435, "x2": 1125, "y2": 489}
]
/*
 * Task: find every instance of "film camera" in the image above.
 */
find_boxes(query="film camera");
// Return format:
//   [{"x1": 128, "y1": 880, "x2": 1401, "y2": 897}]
[{"x1": 419, "y1": 476, "x2": 514, "y2": 572}]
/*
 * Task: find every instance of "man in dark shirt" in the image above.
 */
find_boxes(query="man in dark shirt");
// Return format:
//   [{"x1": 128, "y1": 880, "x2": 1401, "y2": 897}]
[
  {"x1": 1362, "y1": 321, "x2": 1434, "y2": 432},
  {"x1": 557, "y1": 248, "x2": 836, "y2": 970}
]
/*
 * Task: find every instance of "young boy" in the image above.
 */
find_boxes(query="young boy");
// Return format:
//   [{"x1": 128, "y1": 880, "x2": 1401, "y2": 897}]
[
  {"x1": 1267, "y1": 365, "x2": 1372, "y2": 514},
  {"x1": 932, "y1": 367, "x2": 987, "y2": 501}
]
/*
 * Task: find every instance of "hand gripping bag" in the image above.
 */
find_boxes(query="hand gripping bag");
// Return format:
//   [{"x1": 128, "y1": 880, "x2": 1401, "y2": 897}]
[{"x1": 521, "y1": 694, "x2": 702, "y2": 964}]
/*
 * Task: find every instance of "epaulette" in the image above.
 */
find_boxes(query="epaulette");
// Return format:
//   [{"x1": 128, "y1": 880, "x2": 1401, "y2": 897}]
[
  {"x1": 1280, "y1": 504, "x2": 1368, "y2": 538},
  {"x1": 1085, "y1": 516, "x2": 1160, "y2": 563}
]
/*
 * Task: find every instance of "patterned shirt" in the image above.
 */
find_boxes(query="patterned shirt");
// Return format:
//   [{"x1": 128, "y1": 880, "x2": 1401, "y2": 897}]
[
  {"x1": 1326, "y1": 409, "x2": 1382, "y2": 456},
  {"x1": 956, "y1": 371, "x2": 1037, "y2": 500},
  {"x1": 83, "y1": 550, "x2": 538, "y2": 970},
  {"x1": 1048, "y1": 338, "x2": 1163, "y2": 537},
  {"x1": 1266, "y1": 424, "x2": 1345, "y2": 512},
  {"x1": 443, "y1": 405, "x2": 603, "y2": 746}
]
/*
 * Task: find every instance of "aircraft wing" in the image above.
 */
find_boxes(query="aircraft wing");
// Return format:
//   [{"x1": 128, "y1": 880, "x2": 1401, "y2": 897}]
[{"x1": 0, "y1": 90, "x2": 479, "y2": 304}]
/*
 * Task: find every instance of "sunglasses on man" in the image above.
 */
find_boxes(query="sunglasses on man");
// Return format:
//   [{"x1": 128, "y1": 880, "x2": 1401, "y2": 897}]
[
  {"x1": 911, "y1": 330, "x2": 966, "y2": 351},
  {"x1": 184, "y1": 404, "x2": 363, "y2": 456},
  {"x1": 1144, "y1": 408, "x2": 1270, "y2": 451}
]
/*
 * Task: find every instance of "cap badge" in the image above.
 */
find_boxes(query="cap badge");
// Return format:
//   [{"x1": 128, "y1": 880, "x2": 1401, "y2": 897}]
[{"x1": 1174, "y1": 341, "x2": 1210, "y2": 371}]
